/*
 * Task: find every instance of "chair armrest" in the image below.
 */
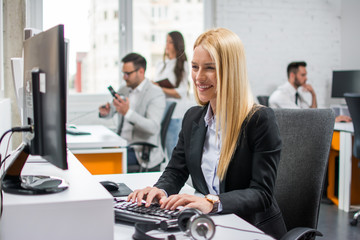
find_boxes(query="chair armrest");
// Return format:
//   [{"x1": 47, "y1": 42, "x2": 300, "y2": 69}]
[
  {"x1": 128, "y1": 142, "x2": 158, "y2": 149},
  {"x1": 127, "y1": 142, "x2": 158, "y2": 163},
  {"x1": 280, "y1": 227, "x2": 323, "y2": 240}
]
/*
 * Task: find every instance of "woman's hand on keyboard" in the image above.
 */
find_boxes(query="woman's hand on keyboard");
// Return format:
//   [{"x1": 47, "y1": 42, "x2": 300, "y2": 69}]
[
  {"x1": 127, "y1": 186, "x2": 167, "y2": 208},
  {"x1": 160, "y1": 194, "x2": 213, "y2": 214}
]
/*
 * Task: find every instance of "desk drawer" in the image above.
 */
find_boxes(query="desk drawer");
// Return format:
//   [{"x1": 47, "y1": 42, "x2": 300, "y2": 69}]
[{"x1": 74, "y1": 152, "x2": 123, "y2": 174}]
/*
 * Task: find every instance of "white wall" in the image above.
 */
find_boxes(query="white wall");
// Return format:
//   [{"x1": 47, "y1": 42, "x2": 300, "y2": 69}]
[
  {"x1": 340, "y1": 0, "x2": 360, "y2": 70},
  {"x1": 214, "y1": 0, "x2": 360, "y2": 108},
  {"x1": 0, "y1": 98, "x2": 11, "y2": 157}
]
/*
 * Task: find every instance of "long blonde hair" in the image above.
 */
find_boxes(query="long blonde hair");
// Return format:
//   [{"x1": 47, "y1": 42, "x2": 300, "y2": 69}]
[{"x1": 193, "y1": 28, "x2": 255, "y2": 180}]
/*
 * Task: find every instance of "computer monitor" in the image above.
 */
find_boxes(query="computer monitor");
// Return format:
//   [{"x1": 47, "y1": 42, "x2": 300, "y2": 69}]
[
  {"x1": 1, "y1": 25, "x2": 69, "y2": 195},
  {"x1": 331, "y1": 70, "x2": 360, "y2": 98}
]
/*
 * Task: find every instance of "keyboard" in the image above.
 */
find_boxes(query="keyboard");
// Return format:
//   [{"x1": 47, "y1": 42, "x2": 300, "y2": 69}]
[{"x1": 113, "y1": 198, "x2": 180, "y2": 224}]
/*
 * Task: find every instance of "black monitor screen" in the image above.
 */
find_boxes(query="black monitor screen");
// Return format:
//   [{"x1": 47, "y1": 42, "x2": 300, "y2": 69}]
[
  {"x1": 23, "y1": 24, "x2": 68, "y2": 169},
  {"x1": 331, "y1": 70, "x2": 360, "y2": 98},
  {"x1": 1, "y1": 25, "x2": 68, "y2": 195}
]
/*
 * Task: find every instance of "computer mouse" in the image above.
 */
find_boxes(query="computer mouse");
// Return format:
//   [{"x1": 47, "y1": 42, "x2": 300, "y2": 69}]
[
  {"x1": 100, "y1": 181, "x2": 119, "y2": 192},
  {"x1": 67, "y1": 124, "x2": 77, "y2": 129}
]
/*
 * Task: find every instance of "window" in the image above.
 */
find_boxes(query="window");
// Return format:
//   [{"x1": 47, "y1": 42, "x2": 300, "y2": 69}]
[
  {"x1": 132, "y1": 0, "x2": 204, "y2": 80},
  {"x1": 43, "y1": 0, "x2": 92, "y2": 93},
  {"x1": 43, "y1": 0, "x2": 206, "y2": 94}
]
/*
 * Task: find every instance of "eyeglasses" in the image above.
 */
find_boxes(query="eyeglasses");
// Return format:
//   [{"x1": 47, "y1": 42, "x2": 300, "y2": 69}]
[{"x1": 122, "y1": 68, "x2": 139, "y2": 78}]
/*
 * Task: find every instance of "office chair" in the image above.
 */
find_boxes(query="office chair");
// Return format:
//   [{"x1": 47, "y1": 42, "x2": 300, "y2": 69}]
[
  {"x1": 127, "y1": 101, "x2": 177, "y2": 173},
  {"x1": 344, "y1": 93, "x2": 360, "y2": 226},
  {"x1": 273, "y1": 109, "x2": 335, "y2": 240},
  {"x1": 257, "y1": 95, "x2": 270, "y2": 107}
]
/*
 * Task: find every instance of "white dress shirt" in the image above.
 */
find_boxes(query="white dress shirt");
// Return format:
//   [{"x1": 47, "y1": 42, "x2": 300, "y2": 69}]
[
  {"x1": 202, "y1": 105, "x2": 221, "y2": 195},
  {"x1": 161, "y1": 105, "x2": 223, "y2": 211},
  {"x1": 201, "y1": 105, "x2": 223, "y2": 212},
  {"x1": 269, "y1": 81, "x2": 311, "y2": 109},
  {"x1": 154, "y1": 59, "x2": 190, "y2": 119}
]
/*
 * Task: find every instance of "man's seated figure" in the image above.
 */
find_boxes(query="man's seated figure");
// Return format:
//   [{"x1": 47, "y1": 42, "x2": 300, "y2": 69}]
[
  {"x1": 269, "y1": 61, "x2": 351, "y2": 122},
  {"x1": 269, "y1": 61, "x2": 317, "y2": 109},
  {"x1": 99, "y1": 53, "x2": 166, "y2": 171},
  {"x1": 269, "y1": 61, "x2": 351, "y2": 204}
]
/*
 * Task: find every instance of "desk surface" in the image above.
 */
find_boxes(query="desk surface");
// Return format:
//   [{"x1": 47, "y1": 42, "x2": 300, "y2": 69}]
[
  {"x1": 333, "y1": 121, "x2": 355, "y2": 212},
  {"x1": 94, "y1": 173, "x2": 274, "y2": 240},
  {"x1": 334, "y1": 122, "x2": 354, "y2": 133},
  {"x1": 1, "y1": 152, "x2": 114, "y2": 240},
  {"x1": 67, "y1": 125, "x2": 127, "y2": 149}
]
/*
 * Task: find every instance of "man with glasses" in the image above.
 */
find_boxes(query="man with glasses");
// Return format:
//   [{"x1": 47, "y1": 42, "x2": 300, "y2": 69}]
[{"x1": 99, "y1": 53, "x2": 166, "y2": 171}]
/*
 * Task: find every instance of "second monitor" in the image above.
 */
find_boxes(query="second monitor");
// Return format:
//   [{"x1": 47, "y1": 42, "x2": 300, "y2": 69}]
[{"x1": 331, "y1": 70, "x2": 360, "y2": 98}]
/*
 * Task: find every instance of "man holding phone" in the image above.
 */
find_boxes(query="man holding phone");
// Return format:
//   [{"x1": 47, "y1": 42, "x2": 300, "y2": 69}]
[{"x1": 99, "y1": 53, "x2": 166, "y2": 171}]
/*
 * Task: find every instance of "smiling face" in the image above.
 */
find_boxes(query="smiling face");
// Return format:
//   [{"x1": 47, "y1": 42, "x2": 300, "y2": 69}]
[{"x1": 192, "y1": 45, "x2": 218, "y2": 111}]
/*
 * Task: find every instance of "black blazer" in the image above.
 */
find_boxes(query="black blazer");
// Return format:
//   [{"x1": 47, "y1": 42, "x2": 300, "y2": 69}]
[{"x1": 155, "y1": 104, "x2": 287, "y2": 239}]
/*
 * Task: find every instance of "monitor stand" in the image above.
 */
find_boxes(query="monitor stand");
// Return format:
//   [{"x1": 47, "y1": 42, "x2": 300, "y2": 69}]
[{"x1": 1, "y1": 143, "x2": 68, "y2": 195}]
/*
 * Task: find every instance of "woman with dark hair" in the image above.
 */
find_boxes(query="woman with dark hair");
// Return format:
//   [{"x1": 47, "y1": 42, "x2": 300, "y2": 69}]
[{"x1": 154, "y1": 31, "x2": 190, "y2": 159}]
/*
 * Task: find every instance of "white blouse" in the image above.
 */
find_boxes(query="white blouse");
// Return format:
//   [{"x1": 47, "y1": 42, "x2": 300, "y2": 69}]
[{"x1": 154, "y1": 58, "x2": 190, "y2": 119}]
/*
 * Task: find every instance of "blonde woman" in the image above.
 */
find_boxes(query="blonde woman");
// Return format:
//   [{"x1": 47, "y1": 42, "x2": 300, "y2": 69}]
[{"x1": 129, "y1": 28, "x2": 286, "y2": 239}]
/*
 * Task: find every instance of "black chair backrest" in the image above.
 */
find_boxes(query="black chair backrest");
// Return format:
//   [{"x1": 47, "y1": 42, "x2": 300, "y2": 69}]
[
  {"x1": 273, "y1": 109, "x2": 335, "y2": 231},
  {"x1": 345, "y1": 93, "x2": 360, "y2": 159},
  {"x1": 257, "y1": 95, "x2": 270, "y2": 107},
  {"x1": 161, "y1": 102, "x2": 176, "y2": 149}
]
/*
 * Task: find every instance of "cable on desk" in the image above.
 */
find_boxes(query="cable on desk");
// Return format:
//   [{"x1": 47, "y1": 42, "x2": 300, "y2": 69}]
[
  {"x1": 1, "y1": 132, "x2": 14, "y2": 172},
  {"x1": 0, "y1": 126, "x2": 33, "y2": 219},
  {"x1": 0, "y1": 126, "x2": 32, "y2": 170},
  {"x1": 215, "y1": 224, "x2": 270, "y2": 236},
  {"x1": 0, "y1": 126, "x2": 32, "y2": 145}
]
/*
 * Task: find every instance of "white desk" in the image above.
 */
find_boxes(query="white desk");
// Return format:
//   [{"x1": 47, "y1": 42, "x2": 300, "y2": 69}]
[
  {"x1": 334, "y1": 122, "x2": 354, "y2": 212},
  {"x1": 67, "y1": 125, "x2": 128, "y2": 174},
  {"x1": 0, "y1": 152, "x2": 114, "y2": 240},
  {"x1": 94, "y1": 173, "x2": 274, "y2": 240}
]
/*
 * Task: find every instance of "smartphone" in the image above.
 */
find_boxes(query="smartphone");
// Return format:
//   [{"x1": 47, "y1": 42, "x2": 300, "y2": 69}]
[{"x1": 108, "y1": 86, "x2": 125, "y2": 100}]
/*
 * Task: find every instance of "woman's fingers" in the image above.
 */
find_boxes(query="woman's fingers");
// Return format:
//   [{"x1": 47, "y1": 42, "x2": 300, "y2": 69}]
[
  {"x1": 127, "y1": 187, "x2": 166, "y2": 207},
  {"x1": 160, "y1": 194, "x2": 213, "y2": 213}
]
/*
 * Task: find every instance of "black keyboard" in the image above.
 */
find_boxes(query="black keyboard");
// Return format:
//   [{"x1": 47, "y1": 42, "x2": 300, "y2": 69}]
[{"x1": 113, "y1": 198, "x2": 180, "y2": 224}]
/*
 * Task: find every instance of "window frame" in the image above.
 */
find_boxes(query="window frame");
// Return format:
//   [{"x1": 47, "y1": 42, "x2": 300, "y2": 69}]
[
  {"x1": 26, "y1": 0, "x2": 43, "y2": 30},
  {"x1": 29, "y1": 0, "x2": 214, "y2": 95},
  {"x1": 119, "y1": 0, "x2": 214, "y2": 62},
  {"x1": 118, "y1": 0, "x2": 132, "y2": 82}
]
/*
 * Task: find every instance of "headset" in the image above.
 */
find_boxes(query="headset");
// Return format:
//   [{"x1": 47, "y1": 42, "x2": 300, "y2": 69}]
[{"x1": 133, "y1": 208, "x2": 216, "y2": 240}]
